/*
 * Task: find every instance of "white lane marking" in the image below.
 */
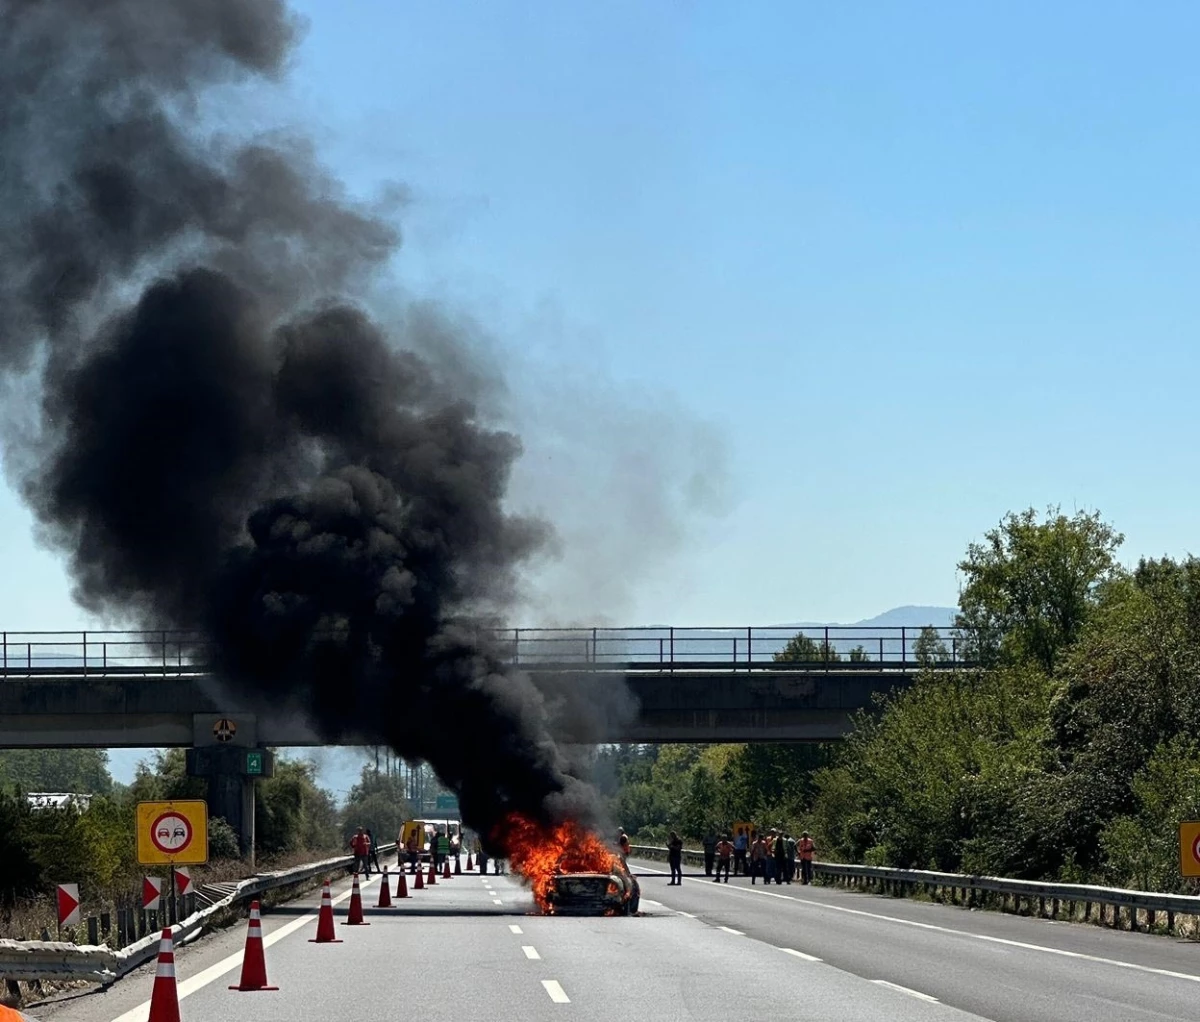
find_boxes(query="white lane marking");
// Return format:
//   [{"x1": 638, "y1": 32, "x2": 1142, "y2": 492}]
[
  {"x1": 109, "y1": 877, "x2": 372, "y2": 1022},
  {"x1": 779, "y1": 947, "x2": 822, "y2": 962},
  {"x1": 522, "y1": 945, "x2": 541, "y2": 960},
  {"x1": 718, "y1": 925, "x2": 744, "y2": 935},
  {"x1": 679, "y1": 912, "x2": 696, "y2": 918},
  {"x1": 492, "y1": 898, "x2": 503, "y2": 905},
  {"x1": 641, "y1": 898, "x2": 662, "y2": 907},
  {"x1": 634, "y1": 863, "x2": 1200, "y2": 987},
  {"x1": 872, "y1": 980, "x2": 940, "y2": 1004},
  {"x1": 509, "y1": 924, "x2": 524, "y2": 934},
  {"x1": 542, "y1": 979, "x2": 571, "y2": 1003}
]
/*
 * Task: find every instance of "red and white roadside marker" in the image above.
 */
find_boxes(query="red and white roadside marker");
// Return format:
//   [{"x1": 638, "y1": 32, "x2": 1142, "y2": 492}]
[
  {"x1": 174, "y1": 867, "x2": 194, "y2": 897},
  {"x1": 143, "y1": 875, "x2": 164, "y2": 911},
  {"x1": 56, "y1": 883, "x2": 81, "y2": 928}
]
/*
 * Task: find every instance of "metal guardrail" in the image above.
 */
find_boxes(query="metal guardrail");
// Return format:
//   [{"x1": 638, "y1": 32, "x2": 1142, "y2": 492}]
[
  {"x1": 629, "y1": 847, "x2": 1200, "y2": 933},
  {"x1": 0, "y1": 844, "x2": 395, "y2": 985},
  {"x1": 0, "y1": 626, "x2": 971, "y2": 678}
]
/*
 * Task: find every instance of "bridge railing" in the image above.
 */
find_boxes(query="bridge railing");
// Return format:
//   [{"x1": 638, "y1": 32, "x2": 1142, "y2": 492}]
[{"x1": 0, "y1": 625, "x2": 969, "y2": 677}]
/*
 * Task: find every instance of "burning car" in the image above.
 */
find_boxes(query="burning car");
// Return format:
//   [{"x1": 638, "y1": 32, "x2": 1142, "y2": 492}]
[
  {"x1": 500, "y1": 813, "x2": 641, "y2": 916},
  {"x1": 545, "y1": 861, "x2": 641, "y2": 916}
]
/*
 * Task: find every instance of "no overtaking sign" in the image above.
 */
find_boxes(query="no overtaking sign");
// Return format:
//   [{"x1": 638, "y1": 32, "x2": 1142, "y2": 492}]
[{"x1": 137, "y1": 800, "x2": 209, "y2": 866}]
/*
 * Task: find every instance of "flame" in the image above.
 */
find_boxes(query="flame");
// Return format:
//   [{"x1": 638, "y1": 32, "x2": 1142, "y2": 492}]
[{"x1": 497, "y1": 813, "x2": 617, "y2": 912}]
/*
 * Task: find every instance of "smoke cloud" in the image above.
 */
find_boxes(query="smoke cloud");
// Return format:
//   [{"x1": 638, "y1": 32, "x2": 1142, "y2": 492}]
[{"x1": 0, "y1": 0, "x2": 637, "y2": 843}]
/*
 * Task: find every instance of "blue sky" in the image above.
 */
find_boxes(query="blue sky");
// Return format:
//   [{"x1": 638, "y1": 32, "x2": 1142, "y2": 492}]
[{"x1": 4, "y1": 0, "x2": 1199, "y2": 638}]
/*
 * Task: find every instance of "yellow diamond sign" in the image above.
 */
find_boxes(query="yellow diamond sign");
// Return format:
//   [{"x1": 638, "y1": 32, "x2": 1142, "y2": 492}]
[{"x1": 137, "y1": 800, "x2": 209, "y2": 866}]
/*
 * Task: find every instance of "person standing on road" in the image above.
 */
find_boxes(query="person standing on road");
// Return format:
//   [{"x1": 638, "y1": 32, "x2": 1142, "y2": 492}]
[
  {"x1": 714, "y1": 834, "x2": 733, "y2": 882},
  {"x1": 405, "y1": 829, "x2": 420, "y2": 873},
  {"x1": 763, "y1": 830, "x2": 777, "y2": 884},
  {"x1": 733, "y1": 827, "x2": 748, "y2": 876},
  {"x1": 773, "y1": 828, "x2": 788, "y2": 885},
  {"x1": 618, "y1": 829, "x2": 631, "y2": 865},
  {"x1": 667, "y1": 830, "x2": 684, "y2": 885},
  {"x1": 785, "y1": 833, "x2": 797, "y2": 884},
  {"x1": 798, "y1": 832, "x2": 815, "y2": 884},
  {"x1": 749, "y1": 833, "x2": 767, "y2": 884},
  {"x1": 365, "y1": 828, "x2": 382, "y2": 875},
  {"x1": 702, "y1": 830, "x2": 718, "y2": 876},
  {"x1": 350, "y1": 826, "x2": 371, "y2": 877},
  {"x1": 436, "y1": 828, "x2": 451, "y2": 870},
  {"x1": 477, "y1": 843, "x2": 489, "y2": 875}
]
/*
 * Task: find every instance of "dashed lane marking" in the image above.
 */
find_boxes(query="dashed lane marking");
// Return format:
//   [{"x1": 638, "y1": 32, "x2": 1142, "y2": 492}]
[
  {"x1": 509, "y1": 924, "x2": 524, "y2": 934},
  {"x1": 678, "y1": 912, "x2": 696, "y2": 918},
  {"x1": 522, "y1": 945, "x2": 541, "y2": 960},
  {"x1": 718, "y1": 926, "x2": 744, "y2": 935},
  {"x1": 872, "y1": 980, "x2": 940, "y2": 1004},
  {"x1": 542, "y1": 979, "x2": 571, "y2": 1003},
  {"x1": 492, "y1": 898, "x2": 503, "y2": 905},
  {"x1": 778, "y1": 947, "x2": 822, "y2": 962}
]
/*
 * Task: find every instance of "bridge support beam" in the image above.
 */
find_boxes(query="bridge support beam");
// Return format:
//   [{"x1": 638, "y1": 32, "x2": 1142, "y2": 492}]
[{"x1": 185, "y1": 745, "x2": 274, "y2": 868}]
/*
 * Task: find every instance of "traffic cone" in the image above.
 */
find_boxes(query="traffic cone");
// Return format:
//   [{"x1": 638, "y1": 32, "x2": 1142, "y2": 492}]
[
  {"x1": 229, "y1": 900, "x2": 279, "y2": 991},
  {"x1": 454, "y1": 856, "x2": 462, "y2": 876},
  {"x1": 377, "y1": 868, "x2": 393, "y2": 908},
  {"x1": 343, "y1": 873, "x2": 370, "y2": 925},
  {"x1": 466, "y1": 852, "x2": 474, "y2": 871},
  {"x1": 308, "y1": 879, "x2": 343, "y2": 943},
  {"x1": 147, "y1": 929, "x2": 180, "y2": 1022},
  {"x1": 396, "y1": 870, "x2": 409, "y2": 898},
  {"x1": 443, "y1": 859, "x2": 452, "y2": 880},
  {"x1": 414, "y1": 866, "x2": 424, "y2": 890},
  {"x1": 427, "y1": 861, "x2": 437, "y2": 885}
]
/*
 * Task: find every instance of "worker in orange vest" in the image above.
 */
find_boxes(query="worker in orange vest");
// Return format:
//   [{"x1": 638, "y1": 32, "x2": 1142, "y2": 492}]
[
  {"x1": 0, "y1": 999, "x2": 33, "y2": 1020},
  {"x1": 798, "y1": 831, "x2": 816, "y2": 885}
]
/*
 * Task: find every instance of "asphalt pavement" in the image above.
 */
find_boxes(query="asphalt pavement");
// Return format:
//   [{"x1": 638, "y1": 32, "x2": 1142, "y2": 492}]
[
  {"x1": 27, "y1": 865, "x2": 992, "y2": 1022},
  {"x1": 631, "y1": 860, "x2": 1200, "y2": 1022}
]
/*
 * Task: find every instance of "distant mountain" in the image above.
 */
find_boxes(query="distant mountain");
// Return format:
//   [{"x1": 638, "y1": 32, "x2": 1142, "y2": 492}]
[
  {"x1": 769, "y1": 605, "x2": 958, "y2": 630},
  {"x1": 853, "y1": 606, "x2": 958, "y2": 629}
]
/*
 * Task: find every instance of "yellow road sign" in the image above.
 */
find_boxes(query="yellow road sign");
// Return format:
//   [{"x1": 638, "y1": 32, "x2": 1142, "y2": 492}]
[
  {"x1": 137, "y1": 800, "x2": 209, "y2": 866},
  {"x1": 1180, "y1": 822, "x2": 1200, "y2": 878}
]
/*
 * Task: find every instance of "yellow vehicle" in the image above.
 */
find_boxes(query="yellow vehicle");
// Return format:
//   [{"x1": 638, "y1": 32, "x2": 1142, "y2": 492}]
[{"x1": 401, "y1": 819, "x2": 470, "y2": 862}]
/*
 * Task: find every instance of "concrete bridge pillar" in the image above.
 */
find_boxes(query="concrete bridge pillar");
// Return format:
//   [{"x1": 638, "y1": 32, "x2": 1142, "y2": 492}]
[{"x1": 185, "y1": 714, "x2": 273, "y2": 867}]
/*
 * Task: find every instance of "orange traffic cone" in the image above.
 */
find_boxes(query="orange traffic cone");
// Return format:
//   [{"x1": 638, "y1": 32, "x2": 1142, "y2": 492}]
[
  {"x1": 377, "y1": 868, "x2": 393, "y2": 908},
  {"x1": 443, "y1": 859, "x2": 452, "y2": 880},
  {"x1": 466, "y1": 852, "x2": 474, "y2": 871},
  {"x1": 229, "y1": 900, "x2": 279, "y2": 991},
  {"x1": 414, "y1": 866, "x2": 424, "y2": 890},
  {"x1": 427, "y1": 861, "x2": 437, "y2": 885},
  {"x1": 343, "y1": 873, "x2": 370, "y2": 925},
  {"x1": 147, "y1": 929, "x2": 180, "y2": 1022},
  {"x1": 454, "y1": 856, "x2": 462, "y2": 876},
  {"x1": 396, "y1": 870, "x2": 409, "y2": 898},
  {"x1": 308, "y1": 879, "x2": 343, "y2": 943}
]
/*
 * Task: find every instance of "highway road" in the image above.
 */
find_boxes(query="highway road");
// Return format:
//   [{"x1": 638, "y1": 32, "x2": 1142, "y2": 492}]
[{"x1": 24, "y1": 861, "x2": 1200, "y2": 1021}]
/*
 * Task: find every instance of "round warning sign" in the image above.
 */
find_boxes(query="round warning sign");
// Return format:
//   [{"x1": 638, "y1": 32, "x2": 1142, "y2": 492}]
[
  {"x1": 150, "y1": 811, "x2": 194, "y2": 855},
  {"x1": 137, "y1": 800, "x2": 208, "y2": 865},
  {"x1": 213, "y1": 718, "x2": 237, "y2": 743}
]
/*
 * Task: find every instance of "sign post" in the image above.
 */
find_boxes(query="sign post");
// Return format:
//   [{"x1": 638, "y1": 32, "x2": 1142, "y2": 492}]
[{"x1": 1179, "y1": 821, "x2": 1200, "y2": 877}]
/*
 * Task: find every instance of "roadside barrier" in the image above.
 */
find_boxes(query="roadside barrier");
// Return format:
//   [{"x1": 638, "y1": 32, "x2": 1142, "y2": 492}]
[
  {"x1": 629, "y1": 844, "x2": 1200, "y2": 935},
  {"x1": 0, "y1": 844, "x2": 394, "y2": 984}
]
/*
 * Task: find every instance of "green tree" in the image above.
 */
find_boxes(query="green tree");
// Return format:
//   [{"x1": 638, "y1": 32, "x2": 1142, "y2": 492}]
[
  {"x1": 913, "y1": 626, "x2": 949, "y2": 667},
  {"x1": 848, "y1": 645, "x2": 871, "y2": 662},
  {"x1": 774, "y1": 633, "x2": 841, "y2": 663},
  {"x1": 956, "y1": 507, "x2": 1123, "y2": 671},
  {"x1": 0, "y1": 750, "x2": 114, "y2": 794},
  {"x1": 342, "y1": 767, "x2": 411, "y2": 847},
  {"x1": 257, "y1": 759, "x2": 341, "y2": 857}
]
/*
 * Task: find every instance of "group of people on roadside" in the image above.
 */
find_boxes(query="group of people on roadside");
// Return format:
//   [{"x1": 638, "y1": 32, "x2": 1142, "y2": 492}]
[{"x1": 699, "y1": 827, "x2": 815, "y2": 884}]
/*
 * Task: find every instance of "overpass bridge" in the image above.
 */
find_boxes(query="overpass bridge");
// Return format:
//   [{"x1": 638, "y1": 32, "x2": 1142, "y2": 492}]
[
  {"x1": 0, "y1": 624, "x2": 969, "y2": 746},
  {"x1": 0, "y1": 625, "x2": 969, "y2": 854}
]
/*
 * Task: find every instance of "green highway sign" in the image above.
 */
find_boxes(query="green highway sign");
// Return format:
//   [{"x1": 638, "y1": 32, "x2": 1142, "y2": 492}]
[
  {"x1": 435, "y1": 794, "x2": 459, "y2": 812},
  {"x1": 246, "y1": 751, "x2": 264, "y2": 776}
]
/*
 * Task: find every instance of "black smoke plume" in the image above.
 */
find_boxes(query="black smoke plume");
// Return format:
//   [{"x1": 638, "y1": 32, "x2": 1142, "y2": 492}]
[{"x1": 0, "y1": 0, "x2": 612, "y2": 842}]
